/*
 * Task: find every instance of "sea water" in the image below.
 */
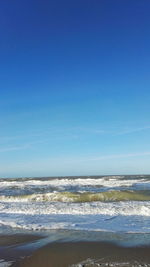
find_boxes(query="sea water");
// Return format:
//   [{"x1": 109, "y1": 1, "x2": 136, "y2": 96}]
[{"x1": 0, "y1": 175, "x2": 150, "y2": 246}]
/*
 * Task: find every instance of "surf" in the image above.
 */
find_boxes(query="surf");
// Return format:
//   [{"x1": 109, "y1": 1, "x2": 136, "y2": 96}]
[{"x1": 0, "y1": 190, "x2": 150, "y2": 202}]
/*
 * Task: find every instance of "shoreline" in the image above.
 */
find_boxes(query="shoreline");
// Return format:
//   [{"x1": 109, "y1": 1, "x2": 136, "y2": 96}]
[
  {"x1": 12, "y1": 240, "x2": 150, "y2": 267},
  {"x1": 0, "y1": 234, "x2": 150, "y2": 267},
  {"x1": 0, "y1": 233, "x2": 44, "y2": 266}
]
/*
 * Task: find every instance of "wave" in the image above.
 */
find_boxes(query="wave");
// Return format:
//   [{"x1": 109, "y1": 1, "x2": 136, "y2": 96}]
[
  {"x1": 0, "y1": 177, "x2": 150, "y2": 189},
  {"x1": 0, "y1": 190, "x2": 150, "y2": 202},
  {"x1": 71, "y1": 259, "x2": 150, "y2": 267},
  {"x1": 0, "y1": 201, "x2": 150, "y2": 232},
  {"x1": 0, "y1": 200, "x2": 150, "y2": 216}
]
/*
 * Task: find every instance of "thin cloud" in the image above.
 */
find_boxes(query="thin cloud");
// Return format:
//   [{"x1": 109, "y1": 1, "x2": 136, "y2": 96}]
[
  {"x1": 43, "y1": 151, "x2": 150, "y2": 163},
  {"x1": 114, "y1": 126, "x2": 150, "y2": 136},
  {"x1": 0, "y1": 125, "x2": 150, "y2": 147},
  {"x1": 0, "y1": 144, "x2": 30, "y2": 153},
  {"x1": 70, "y1": 125, "x2": 150, "y2": 136},
  {"x1": 88, "y1": 152, "x2": 150, "y2": 161},
  {"x1": 0, "y1": 138, "x2": 50, "y2": 153}
]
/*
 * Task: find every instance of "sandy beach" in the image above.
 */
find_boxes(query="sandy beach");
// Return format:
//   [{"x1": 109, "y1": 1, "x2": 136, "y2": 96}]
[{"x1": 0, "y1": 234, "x2": 150, "y2": 267}]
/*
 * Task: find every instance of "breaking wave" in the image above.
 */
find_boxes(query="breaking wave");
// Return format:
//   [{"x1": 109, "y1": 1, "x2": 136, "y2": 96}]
[
  {"x1": 0, "y1": 190, "x2": 150, "y2": 202},
  {"x1": 0, "y1": 175, "x2": 150, "y2": 233}
]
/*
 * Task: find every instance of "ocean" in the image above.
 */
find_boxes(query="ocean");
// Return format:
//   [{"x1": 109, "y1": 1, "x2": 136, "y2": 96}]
[{"x1": 0, "y1": 175, "x2": 150, "y2": 242}]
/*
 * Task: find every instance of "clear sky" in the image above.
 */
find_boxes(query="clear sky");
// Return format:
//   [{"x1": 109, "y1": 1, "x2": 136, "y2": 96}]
[{"x1": 0, "y1": 0, "x2": 150, "y2": 177}]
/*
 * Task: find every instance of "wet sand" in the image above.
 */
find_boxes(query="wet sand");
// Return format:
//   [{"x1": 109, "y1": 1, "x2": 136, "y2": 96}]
[
  {"x1": 0, "y1": 234, "x2": 44, "y2": 266},
  {"x1": 6, "y1": 238, "x2": 150, "y2": 267},
  {"x1": 0, "y1": 234, "x2": 41, "y2": 247}
]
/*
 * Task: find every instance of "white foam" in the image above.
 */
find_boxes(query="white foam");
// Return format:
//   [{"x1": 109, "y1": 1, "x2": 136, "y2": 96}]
[
  {"x1": 0, "y1": 177, "x2": 149, "y2": 189},
  {"x1": 0, "y1": 208, "x2": 149, "y2": 232},
  {"x1": 0, "y1": 200, "x2": 149, "y2": 231},
  {"x1": 70, "y1": 259, "x2": 150, "y2": 267},
  {"x1": 0, "y1": 260, "x2": 13, "y2": 267},
  {"x1": 0, "y1": 200, "x2": 150, "y2": 216}
]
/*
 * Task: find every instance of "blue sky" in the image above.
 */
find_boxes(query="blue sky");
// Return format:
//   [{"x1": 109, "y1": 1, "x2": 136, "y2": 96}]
[{"x1": 0, "y1": 0, "x2": 150, "y2": 177}]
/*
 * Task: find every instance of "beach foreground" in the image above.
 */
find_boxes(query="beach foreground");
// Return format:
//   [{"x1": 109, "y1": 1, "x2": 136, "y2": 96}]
[{"x1": 0, "y1": 234, "x2": 150, "y2": 267}]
